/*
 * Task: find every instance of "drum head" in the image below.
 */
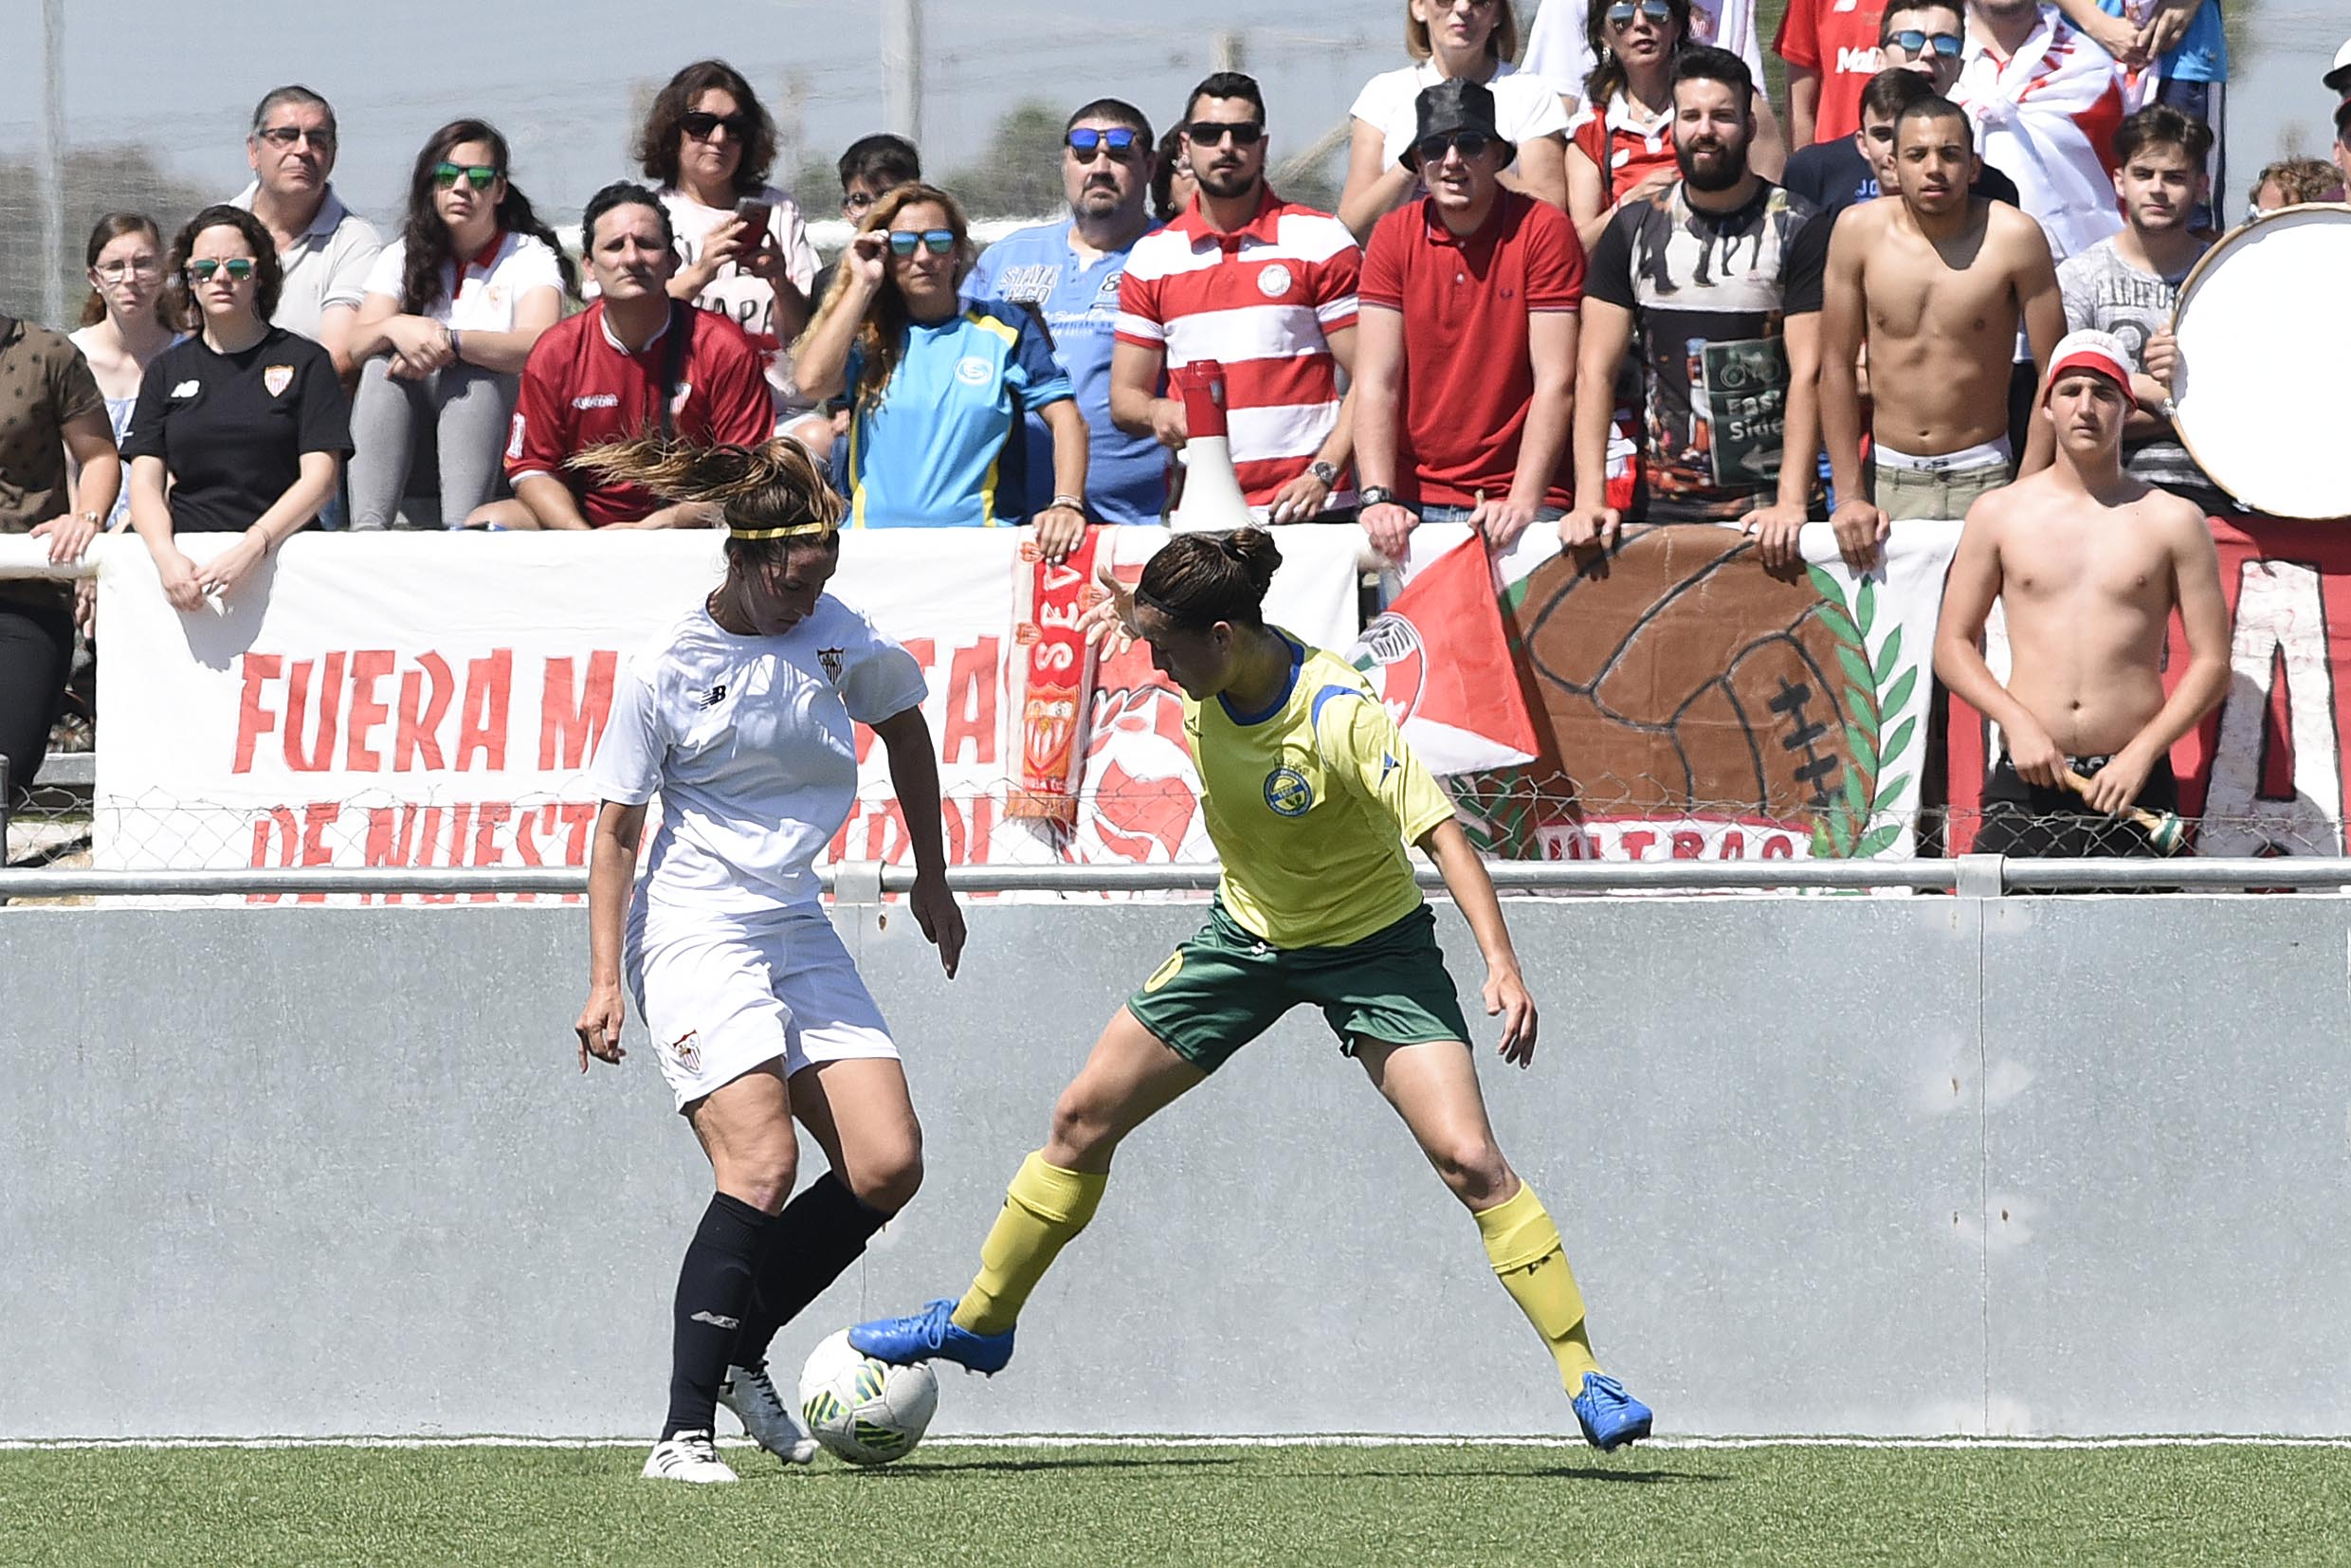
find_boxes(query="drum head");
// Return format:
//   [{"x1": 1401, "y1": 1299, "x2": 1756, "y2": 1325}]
[{"x1": 2171, "y1": 204, "x2": 2351, "y2": 521}]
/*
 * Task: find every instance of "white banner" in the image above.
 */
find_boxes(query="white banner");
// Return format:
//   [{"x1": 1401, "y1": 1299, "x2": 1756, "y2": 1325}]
[{"x1": 83, "y1": 529, "x2": 1365, "y2": 898}]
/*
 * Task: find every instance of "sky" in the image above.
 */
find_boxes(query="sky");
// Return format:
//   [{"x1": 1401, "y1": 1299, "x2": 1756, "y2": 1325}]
[{"x1": 0, "y1": 0, "x2": 2338, "y2": 232}]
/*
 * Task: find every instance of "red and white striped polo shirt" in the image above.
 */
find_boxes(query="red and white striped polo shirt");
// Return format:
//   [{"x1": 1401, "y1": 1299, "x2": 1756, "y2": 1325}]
[{"x1": 1115, "y1": 187, "x2": 1361, "y2": 510}]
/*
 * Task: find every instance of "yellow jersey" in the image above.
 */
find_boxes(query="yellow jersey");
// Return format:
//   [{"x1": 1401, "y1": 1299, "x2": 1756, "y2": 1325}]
[{"x1": 1184, "y1": 632, "x2": 1457, "y2": 949}]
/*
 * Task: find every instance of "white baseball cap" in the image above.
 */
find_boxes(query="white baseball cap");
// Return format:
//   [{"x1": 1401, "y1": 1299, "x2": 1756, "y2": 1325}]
[
  {"x1": 2044, "y1": 328, "x2": 2133, "y2": 401},
  {"x1": 2326, "y1": 36, "x2": 2351, "y2": 97}
]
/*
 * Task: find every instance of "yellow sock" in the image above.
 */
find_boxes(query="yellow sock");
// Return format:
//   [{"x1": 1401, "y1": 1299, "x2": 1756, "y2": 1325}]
[
  {"x1": 1476, "y1": 1182, "x2": 1600, "y2": 1390},
  {"x1": 951, "y1": 1152, "x2": 1108, "y2": 1336}
]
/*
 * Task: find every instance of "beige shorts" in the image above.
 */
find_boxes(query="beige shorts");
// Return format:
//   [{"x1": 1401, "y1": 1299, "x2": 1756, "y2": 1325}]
[{"x1": 1871, "y1": 439, "x2": 2014, "y2": 522}]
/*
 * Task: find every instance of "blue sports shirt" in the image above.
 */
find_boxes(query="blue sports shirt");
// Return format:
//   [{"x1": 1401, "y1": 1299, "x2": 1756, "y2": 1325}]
[
  {"x1": 963, "y1": 218, "x2": 1168, "y2": 526},
  {"x1": 841, "y1": 301, "x2": 1074, "y2": 529}
]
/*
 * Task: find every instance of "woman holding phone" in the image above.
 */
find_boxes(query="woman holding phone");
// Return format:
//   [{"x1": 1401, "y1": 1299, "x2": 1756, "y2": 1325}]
[{"x1": 633, "y1": 59, "x2": 823, "y2": 432}]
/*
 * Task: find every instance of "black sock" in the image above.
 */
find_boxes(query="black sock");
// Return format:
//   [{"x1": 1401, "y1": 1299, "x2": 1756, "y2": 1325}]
[
  {"x1": 731, "y1": 1172, "x2": 892, "y2": 1368},
  {"x1": 663, "y1": 1192, "x2": 769, "y2": 1440}
]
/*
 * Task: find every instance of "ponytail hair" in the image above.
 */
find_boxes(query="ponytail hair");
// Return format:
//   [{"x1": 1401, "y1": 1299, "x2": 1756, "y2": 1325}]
[
  {"x1": 1135, "y1": 528, "x2": 1282, "y2": 631},
  {"x1": 571, "y1": 435, "x2": 844, "y2": 563}
]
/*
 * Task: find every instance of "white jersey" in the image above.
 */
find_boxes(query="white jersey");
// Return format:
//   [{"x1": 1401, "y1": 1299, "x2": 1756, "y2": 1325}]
[{"x1": 588, "y1": 594, "x2": 928, "y2": 916}]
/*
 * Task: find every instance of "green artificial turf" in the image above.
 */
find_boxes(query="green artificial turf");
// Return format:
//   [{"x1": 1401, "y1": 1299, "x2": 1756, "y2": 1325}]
[{"x1": 3, "y1": 1441, "x2": 2345, "y2": 1567}]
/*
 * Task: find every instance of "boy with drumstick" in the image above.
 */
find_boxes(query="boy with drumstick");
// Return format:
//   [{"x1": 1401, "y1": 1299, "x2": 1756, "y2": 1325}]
[{"x1": 1933, "y1": 329, "x2": 2230, "y2": 862}]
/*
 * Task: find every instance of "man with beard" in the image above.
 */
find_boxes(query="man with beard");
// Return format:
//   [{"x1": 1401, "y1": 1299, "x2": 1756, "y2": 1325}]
[
  {"x1": 2056, "y1": 105, "x2": 2228, "y2": 516},
  {"x1": 1562, "y1": 46, "x2": 1829, "y2": 557},
  {"x1": 963, "y1": 100, "x2": 1165, "y2": 526},
  {"x1": 1816, "y1": 96, "x2": 2063, "y2": 569},
  {"x1": 1934, "y1": 330, "x2": 2228, "y2": 862},
  {"x1": 1113, "y1": 72, "x2": 1361, "y2": 524}
]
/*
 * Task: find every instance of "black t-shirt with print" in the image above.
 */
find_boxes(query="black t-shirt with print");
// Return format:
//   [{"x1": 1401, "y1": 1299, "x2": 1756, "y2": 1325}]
[
  {"x1": 122, "y1": 326, "x2": 351, "y2": 533},
  {"x1": 1586, "y1": 180, "x2": 1832, "y2": 520}
]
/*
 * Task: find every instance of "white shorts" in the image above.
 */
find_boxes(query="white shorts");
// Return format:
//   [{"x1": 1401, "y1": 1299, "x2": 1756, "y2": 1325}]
[{"x1": 625, "y1": 901, "x2": 898, "y2": 1113}]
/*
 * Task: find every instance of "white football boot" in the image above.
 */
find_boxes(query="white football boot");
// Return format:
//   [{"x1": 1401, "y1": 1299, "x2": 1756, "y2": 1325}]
[
  {"x1": 641, "y1": 1429, "x2": 739, "y2": 1484},
  {"x1": 719, "y1": 1362, "x2": 820, "y2": 1465}
]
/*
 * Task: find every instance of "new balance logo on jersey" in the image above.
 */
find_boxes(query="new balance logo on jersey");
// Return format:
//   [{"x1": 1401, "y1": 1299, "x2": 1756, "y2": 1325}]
[
  {"x1": 694, "y1": 684, "x2": 727, "y2": 709},
  {"x1": 689, "y1": 1311, "x2": 739, "y2": 1330}
]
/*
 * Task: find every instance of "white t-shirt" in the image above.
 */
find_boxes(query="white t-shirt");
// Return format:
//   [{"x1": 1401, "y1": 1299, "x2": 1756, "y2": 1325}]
[
  {"x1": 1521, "y1": 0, "x2": 1765, "y2": 107},
  {"x1": 1349, "y1": 60, "x2": 1572, "y2": 173},
  {"x1": 588, "y1": 595, "x2": 929, "y2": 915},
  {"x1": 665, "y1": 184, "x2": 823, "y2": 416},
  {"x1": 360, "y1": 231, "x2": 565, "y2": 332}
]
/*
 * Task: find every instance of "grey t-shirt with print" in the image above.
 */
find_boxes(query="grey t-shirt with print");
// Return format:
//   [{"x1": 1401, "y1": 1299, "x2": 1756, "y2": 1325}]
[{"x1": 2055, "y1": 237, "x2": 2230, "y2": 510}]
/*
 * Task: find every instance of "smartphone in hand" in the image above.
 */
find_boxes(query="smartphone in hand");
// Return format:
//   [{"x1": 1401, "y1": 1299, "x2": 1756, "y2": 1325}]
[{"x1": 734, "y1": 196, "x2": 774, "y2": 247}]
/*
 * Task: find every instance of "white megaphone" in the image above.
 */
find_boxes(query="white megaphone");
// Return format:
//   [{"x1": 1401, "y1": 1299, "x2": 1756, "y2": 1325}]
[{"x1": 1166, "y1": 359, "x2": 1257, "y2": 534}]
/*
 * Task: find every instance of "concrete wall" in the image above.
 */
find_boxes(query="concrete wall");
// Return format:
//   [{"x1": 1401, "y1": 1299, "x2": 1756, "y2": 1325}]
[{"x1": 3, "y1": 894, "x2": 2345, "y2": 1439}]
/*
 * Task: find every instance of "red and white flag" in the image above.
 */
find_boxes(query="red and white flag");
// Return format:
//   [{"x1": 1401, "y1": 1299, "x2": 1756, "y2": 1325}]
[
  {"x1": 1957, "y1": 13, "x2": 2128, "y2": 260},
  {"x1": 1349, "y1": 534, "x2": 1540, "y2": 775}
]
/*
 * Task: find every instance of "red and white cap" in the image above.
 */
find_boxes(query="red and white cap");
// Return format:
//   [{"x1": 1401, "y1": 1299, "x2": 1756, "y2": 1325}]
[{"x1": 2044, "y1": 328, "x2": 2132, "y2": 400}]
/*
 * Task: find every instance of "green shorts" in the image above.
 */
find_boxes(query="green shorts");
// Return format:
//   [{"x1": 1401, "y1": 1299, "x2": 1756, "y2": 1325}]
[{"x1": 1125, "y1": 902, "x2": 1474, "y2": 1073}]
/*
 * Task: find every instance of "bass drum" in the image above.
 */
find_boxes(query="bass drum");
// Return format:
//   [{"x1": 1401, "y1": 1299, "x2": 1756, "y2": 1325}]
[{"x1": 2170, "y1": 203, "x2": 2351, "y2": 520}]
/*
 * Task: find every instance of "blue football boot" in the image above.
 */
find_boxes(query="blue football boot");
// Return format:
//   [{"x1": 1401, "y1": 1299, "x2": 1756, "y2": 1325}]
[
  {"x1": 1572, "y1": 1372, "x2": 1653, "y2": 1451},
  {"x1": 848, "y1": 1298, "x2": 1016, "y2": 1375}
]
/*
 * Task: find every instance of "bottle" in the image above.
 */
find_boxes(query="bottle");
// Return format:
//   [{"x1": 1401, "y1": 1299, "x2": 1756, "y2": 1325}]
[{"x1": 1165, "y1": 359, "x2": 1256, "y2": 534}]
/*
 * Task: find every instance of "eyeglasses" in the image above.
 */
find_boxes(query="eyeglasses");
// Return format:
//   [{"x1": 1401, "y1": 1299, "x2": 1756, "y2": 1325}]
[
  {"x1": 680, "y1": 110, "x2": 752, "y2": 142},
  {"x1": 93, "y1": 258, "x2": 161, "y2": 280},
  {"x1": 886, "y1": 228, "x2": 957, "y2": 257},
  {"x1": 1605, "y1": 0, "x2": 1672, "y2": 26},
  {"x1": 1414, "y1": 129, "x2": 1496, "y2": 164},
  {"x1": 256, "y1": 125, "x2": 335, "y2": 150},
  {"x1": 1186, "y1": 119, "x2": 1264, "y2": 147},
  {"x1": 433, "y1": 161, "x2": 501, "y2": 191},
  {"x1": 187, "y1": 258, "x2": 256, "y2": 283},
  {"x1": 1066, "y1": 126, "x2": 1140, "y2": 160},
  {"x1": 1884, "y1": 28, "x2": 1963, "y2": 56}
]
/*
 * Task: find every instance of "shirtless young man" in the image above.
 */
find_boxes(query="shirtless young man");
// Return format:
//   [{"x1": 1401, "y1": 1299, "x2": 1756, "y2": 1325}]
[
  {"x1": 1814, "y1": 96, "x2": 2063, "y2": 571},
  {"x1": 1933, "y1": 330, "x2": 2230, "y2": 859}
]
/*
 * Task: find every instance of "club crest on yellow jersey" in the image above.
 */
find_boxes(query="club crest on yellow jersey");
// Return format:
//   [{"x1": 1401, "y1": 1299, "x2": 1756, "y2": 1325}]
[{"x1": 1263, "y1": 765, "x2": 1314, "y2": 817}]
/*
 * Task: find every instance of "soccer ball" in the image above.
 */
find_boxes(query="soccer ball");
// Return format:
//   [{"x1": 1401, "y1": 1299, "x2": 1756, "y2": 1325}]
[{"x1": 797, "y1": 1329, "x2": 939, "y2": 1466}]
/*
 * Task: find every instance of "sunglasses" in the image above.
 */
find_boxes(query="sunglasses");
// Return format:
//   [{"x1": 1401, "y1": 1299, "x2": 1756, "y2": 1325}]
[
  {"x1": 187, "y1": 258, "x2": 256, "y2": 283},
  {"x1": 1186, "y1": 119, "x2": 1264, "y2": 147},
  {"x1": 1606, "y1": 0, "x2": 1673, "y2": 25},
  {"x1": 886, "y1": 228, "x2": 957, "y2": 257},
  {"x1": 1066, "y1": 126, "x2": 1140, "y2": 160},
  {"x1": 433, "y1": 161, "x2": 501, "y2": 191},
  {"x1": 1415, "y1": 129, "x2": 1497, "y2": 164},
  {"x1": 256, "y1": 124, "x2": 335, "y2": 150},
  {"x1": 1885, "y1": 27, "x2": 1964, "y2": 55},
  {"x1": 681, "y1": 110, "x2": 752, "y2": 142}
]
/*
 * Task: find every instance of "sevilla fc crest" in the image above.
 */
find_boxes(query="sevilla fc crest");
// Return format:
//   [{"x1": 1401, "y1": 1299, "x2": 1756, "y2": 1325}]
[
  {"x1": 1354, "y1": 611, "x2": 1426, "y2": 725},
  {"x1": 263, "y1": 365, "x2": 294, "y2": 398}
]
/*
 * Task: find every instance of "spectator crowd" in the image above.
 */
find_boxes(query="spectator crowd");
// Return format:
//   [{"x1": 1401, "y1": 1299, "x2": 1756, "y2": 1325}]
[{"x1": 5, "y1": 1, "x2": 2350, "y2": 847}]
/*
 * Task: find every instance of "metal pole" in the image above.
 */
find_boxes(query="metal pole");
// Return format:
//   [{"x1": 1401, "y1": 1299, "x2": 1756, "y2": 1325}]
[
  {"x1": 37, "y1": 0, "x2": 67, "y2": 328},
  {"x1": 882, "y1": 0, "x2": 923, "y2": 145},
  {"x1": 1211, "y1": 29, "x2": 1247, "y2": 73}
]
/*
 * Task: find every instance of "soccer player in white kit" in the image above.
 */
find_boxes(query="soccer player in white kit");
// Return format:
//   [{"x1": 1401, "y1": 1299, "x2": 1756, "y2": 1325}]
[{"x1": 571, "y1": 435, "x2": 966, "y2": 1485}]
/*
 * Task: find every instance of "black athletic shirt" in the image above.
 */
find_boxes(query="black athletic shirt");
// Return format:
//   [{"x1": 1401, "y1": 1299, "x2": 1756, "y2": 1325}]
[
  {"x1": 121, "y1": 326, "x2": 351, "y2": 534},
  {"x1": 1781, "y1": 137, "x2": 2023, "y2": 224}
]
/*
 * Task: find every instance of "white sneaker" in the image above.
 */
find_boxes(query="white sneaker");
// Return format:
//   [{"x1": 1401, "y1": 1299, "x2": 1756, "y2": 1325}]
[
  {"x1": 641, "y1": 1430, "x2": 738, "y2": 1485},
  {"x1": 720, "y1": 1362, "x2": 820, "y2": 1465}
]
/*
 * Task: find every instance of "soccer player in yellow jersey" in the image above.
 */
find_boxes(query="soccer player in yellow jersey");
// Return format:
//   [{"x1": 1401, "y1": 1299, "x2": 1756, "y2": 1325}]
[{"x1": 852, "y1": 528, "x2": 1652, "y2": 1449}]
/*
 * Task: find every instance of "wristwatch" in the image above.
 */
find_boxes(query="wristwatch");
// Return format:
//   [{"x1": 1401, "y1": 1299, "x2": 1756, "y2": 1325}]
[
  {"x1": 1358, "y1": 485, "x2": 1396, "y2": 508},
  {"x1": 1308, "y1": 460, "x2": 1340, "y2": 487}
]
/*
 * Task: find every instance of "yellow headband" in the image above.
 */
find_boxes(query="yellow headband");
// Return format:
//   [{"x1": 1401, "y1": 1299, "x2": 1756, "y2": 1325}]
[{"x1": 727, "y1": 520, "x2": 836, "y2": 540}]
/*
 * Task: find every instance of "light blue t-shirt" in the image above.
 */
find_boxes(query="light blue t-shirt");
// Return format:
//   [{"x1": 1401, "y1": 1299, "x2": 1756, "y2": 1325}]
[
  {"x1": 963, "y1": 218, "x2": 1167, "y2": 527},
  {"x1": 841, "y1": 301, "x2": 1073, "y2": 529},
  {"x1": 2096, "y1": 0, "x2": 2226, "y2": 83}
]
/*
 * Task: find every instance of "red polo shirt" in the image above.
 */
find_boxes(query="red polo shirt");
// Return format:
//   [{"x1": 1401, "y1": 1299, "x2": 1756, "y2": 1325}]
[{"x1": 1358, "y1": 190, "x2": 1585, "y2": 509}]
